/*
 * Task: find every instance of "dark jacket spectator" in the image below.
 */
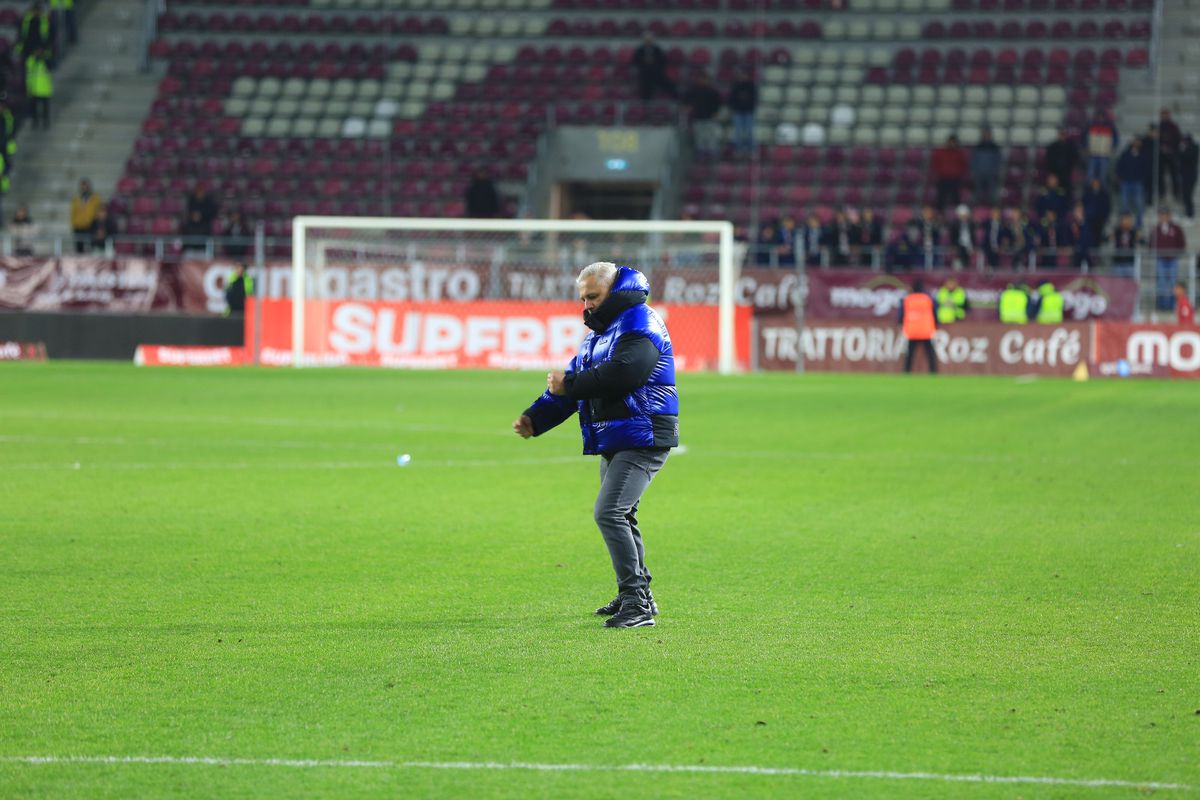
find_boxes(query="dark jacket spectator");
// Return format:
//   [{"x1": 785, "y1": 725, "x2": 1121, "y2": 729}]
[
  {"x1": 1034, "y1": 175, "x2": 1069, "y2": 220},
  {"x1": 1108, "y1": 213, "x2": 1142, "y2": 274},
  {"x1": 1157, "y1": 109, "x2": 1183, "y2": 201},
  {"x1": 1115, "y1": 140, "x2": 1150, "y2": 184},
  {"x1": 223, "y1": 210, "x2": 252, "y2": 258},
  {"x1": 754, "y1": 222, "x2": 781, "y2": 266},
  {"x1": 185, "y1": 186, "x2": 218, "y2": 230},
  {"x1": 1180, "y1": 134, "x2": 1198, "y2": 220},
  {"x1": 885, "y1": 225, "x2": 923, "y2": 272},
  {"x1": 800, "y1": 215, "x2": 824, "y2": 267},
  {"x1": 90, "y1": 208, "x2": 116, "y2": 252},
  {"x1": 182, "y1": 210, "x2": 211, "y2": 240},
  {"x1": 1044, "y1": 129, "x2": 1081, "y2": 194},
  {"x1": 1081, "y1": 177, "x2": 1111, "y2": 235},
  {"x1": 464, "y1": 169, "x2": 501, "y2": 218},
  {"x1": 853, "y1": 208, "x2": 883, "y2": 267},
  {"x1": 822, "y1": 210, "x2": 855, "y2": 267},
  {"x1": 979, "y1": 207, "x2": 1017, "y2": 268},
  {"x1": 727, "y1": 74, "x2": 757, "y2": 114},
  {"x1": 11, "y1": 204, "x2": 37, "y2": 255},
  {"x1": 682, "y1": 75, "x2": 721, "y2": 121},
  {"x1": 969, "y1": 129, "x2": 1002, "y2": 206},
  {"x1": 631, "y1": 34, "x2": 674, "y2": 101}
]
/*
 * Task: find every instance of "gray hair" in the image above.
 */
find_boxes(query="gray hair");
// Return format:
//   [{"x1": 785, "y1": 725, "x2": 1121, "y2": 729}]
[{"x1": 576, "y1": 261, "x2": 618, "y2": 288}]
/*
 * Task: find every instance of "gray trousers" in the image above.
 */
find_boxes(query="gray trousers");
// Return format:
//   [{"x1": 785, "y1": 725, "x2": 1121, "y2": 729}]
[{"x1": 595, "y1": 448, "x2": 669, "y2": 594}]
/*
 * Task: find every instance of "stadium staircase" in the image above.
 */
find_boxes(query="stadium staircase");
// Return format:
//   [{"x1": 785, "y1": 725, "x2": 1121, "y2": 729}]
[{"x1": 12, "y1": 0, "x2": 159, "y2": 237}]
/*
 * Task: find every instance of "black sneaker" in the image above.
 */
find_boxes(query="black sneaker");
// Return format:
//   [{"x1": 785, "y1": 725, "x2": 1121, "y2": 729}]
[
  {"x1": 604, "y1": 595, "x2": 656, "y2": 628},
  {"x1": 595, "y1": 590, "x2": 657, "y2": 616}
]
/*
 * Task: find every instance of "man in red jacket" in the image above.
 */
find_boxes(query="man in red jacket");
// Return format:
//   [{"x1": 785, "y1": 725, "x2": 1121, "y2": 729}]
[
  {"x1": 931, "y1": 135, "x2": 969, "y2": 212},
  {"x1": 1150, "y1": 207, "x2": 1187, "y2": 311}
]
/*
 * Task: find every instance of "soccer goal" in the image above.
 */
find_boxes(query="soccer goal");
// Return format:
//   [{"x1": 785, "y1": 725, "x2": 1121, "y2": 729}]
[{"x1": 286, "y1": 217, "x2": 745, "y2": 373}]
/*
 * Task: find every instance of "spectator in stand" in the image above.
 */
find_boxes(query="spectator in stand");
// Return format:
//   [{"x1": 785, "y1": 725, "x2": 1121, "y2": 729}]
[
  {"x1": 464, "y1": 167, "x2": 501, "y2": 218},
  {"x1": 1081, "y1": 176, "x2": 1111, "y2": 243},
  {"x1": 1180, "y1": 133, "x2": 1198, "y2": 222},
  {"x1": 17, "y1": 2, "x2": 50, "y2": 59},
  {"x1": 1107, "y1": 212, "x2": 1142, "y2": 278},
  {"x1": 1149, "y1": 207, "x2": 1186, "y2": 311},
  {"x1": 1174, "y1": 282, "x2": 1194, "y2": 325},
  {"x1": 930, "y1": 134, "x2": 969, "y2": 211},
  {"x1": 727, "y1": 66, "x2": 757, "y2": 160},
  {"x1": 90, "y1": 206, "x2": 115, "y2": 253},
  {"x1": 1015, "y1": 210, "x2": 1040, "y2": 269},
  {"x1": 1044, "y1": 128, "x2": 1081, "y2": 198},
  {"x1": 11, "y1": 204, "x2": 36, "y2": 255},
  {"x1": 631, "y1": 34, "x2": 674, "y2": 101},
  {"x1": 1115, "y1": 137, "x2": 1149, "y2": 229},
  {"x1": 24, "y1": 47, "x2": 52, "y2": 129},
  {"x1": 800, "y1": 213, "x2": 824, "y2": 267},
  {"x1": 776, "y1": 213, "x2": 797, "y2": 267},
  {"x1": 1061, "y1": 201, "x2": 1093, "y2": 269},
  {"x1": 1141, "y1": 124, "x2": 1158, "y2": 200},
  {"x1": 917, "y1": 204, "x2": 942, "y2": 267},
  {"x1": 1086, "y1": 112, "x2": 1119, "y2": 183},
  {"x1": 1180, "y1": 134, "x2": 1200, "y2": 221},
  {"x1": 1038, "y1": 209, "x2": 1062, "y2": 269},
  {"x1": 54, "y1": 0, "x2": 76, "y2": 48},
  {"x1": 1157, "y1": 109, "x2": 1183, "y2": 204},
  {"x1": 970, "y1": 128, "x2": 1002, "y2": 207},
  {"x1": 181, "y1": 209, "x2": 211, "y2": 246},
  {"x1": 681, "y1": 72, "x2": 722, "y2": 160},
  {"x1": 852, "y1": 207, "x2": 882, "y2": 267},
  {"x1": 823, "y1": 208, "x2": 854, "y2": 266},
  {"x1": 185, "y1": 184, "x2": 218, "y2": 231},
  {"x1": 69, "y1": 178, "x2": 99, "y2": 254},
  {"x1": 223, "y1": 209, "x2": 251, "y2": 259},
  {"x1": 950, "y1": 204, "x2": 974, "y2": 269},
  {"x1": 753, "y1": 221, "x2": 781, "y2": 266},
  {"x1": 885, "y1": 224, "x2": 922, "y2": 272},
  {"x1": 979, "y1": 207, "x2": 1017, "y2": 270},
  {"x1": 1035, "y1": 173, "x2": 1069, "y2": 221}
]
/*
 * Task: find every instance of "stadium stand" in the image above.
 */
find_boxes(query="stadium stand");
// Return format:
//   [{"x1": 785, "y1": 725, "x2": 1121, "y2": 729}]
[{"x1": 80, "y1": 0, "x2": 1171, "y2": 254}]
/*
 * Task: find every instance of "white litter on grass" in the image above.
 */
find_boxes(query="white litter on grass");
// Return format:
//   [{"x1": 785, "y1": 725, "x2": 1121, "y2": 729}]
[
  {"x1": 0, "y1": 755, "x2": 1192, "y2": 792},
  {"x1": 674, "y1": 445, "x2": 688, "y2": 455}
]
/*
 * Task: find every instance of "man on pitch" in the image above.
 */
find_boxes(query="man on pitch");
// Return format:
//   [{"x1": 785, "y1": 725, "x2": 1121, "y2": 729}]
[{"x1": 512, "y1": 262, "x2": 678, "y2": 628}]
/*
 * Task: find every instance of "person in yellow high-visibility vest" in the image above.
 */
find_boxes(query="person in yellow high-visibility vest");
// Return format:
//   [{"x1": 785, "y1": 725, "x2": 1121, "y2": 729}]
[
  {"x1": 25, "y1": 49, "x2": 53, "y2": 130},
  {"x1": 1035, "y1": 281, "x2": 1065, "y2": 324},
  {"x1": 998, "y1": 283, "x2": 1030, "y2": 324},
  {"x1": 936, "y1": 277, "x2": 969, "y2": 324},
  {"x1": 18, "y1": 2, "x2": 50, "y2": 58}
]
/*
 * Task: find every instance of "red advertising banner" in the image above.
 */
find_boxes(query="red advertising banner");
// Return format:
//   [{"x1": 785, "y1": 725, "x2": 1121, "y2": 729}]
[
  {"x1": 1092, "y1": 323, "x2": 1200, "y2": 379},
  {"x1": 0, "y1": 341, "x2": 48, "y2": 361},
  {"x1": 756, "y1": 314, "x2": 1091, "y2": 376},
  {"x1": 804, "y1": 270, "x2": 1137, "y2": 322},
  {"x1": 246, "y1": 298, "x2": 752, "y2": 371},
  {"x1": 134, "y1": 345, "x2": 248, "y2": 367}
]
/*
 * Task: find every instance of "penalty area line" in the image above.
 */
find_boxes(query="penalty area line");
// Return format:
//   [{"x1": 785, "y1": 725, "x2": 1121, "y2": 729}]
[{"x1": 1, "y1": 755, "x2": 1193, "y2": 791}]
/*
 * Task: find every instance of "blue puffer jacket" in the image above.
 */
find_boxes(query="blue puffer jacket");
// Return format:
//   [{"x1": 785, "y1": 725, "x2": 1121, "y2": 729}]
[{"x1": 525, "y1": 267, "x2": 679, "y2": 455}]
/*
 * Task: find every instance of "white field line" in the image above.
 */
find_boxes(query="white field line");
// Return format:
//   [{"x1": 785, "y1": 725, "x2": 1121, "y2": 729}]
[
  {"x1": 0, "y1": 456, "x2": 584, "y2": 471},
  {"x1": 0, "y1": 755, "x2": 1193, "y2": 792}
]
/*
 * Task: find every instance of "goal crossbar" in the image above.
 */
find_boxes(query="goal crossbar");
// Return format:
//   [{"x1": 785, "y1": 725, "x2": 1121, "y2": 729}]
[{"x1": 291, "y1": 216, "x2": 738, "y2": 372}]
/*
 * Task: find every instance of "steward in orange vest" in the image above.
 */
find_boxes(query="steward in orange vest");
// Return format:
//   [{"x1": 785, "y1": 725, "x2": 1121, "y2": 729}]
[{"x1": 898, "y1": 278, "x2": 938, "y2": 374}]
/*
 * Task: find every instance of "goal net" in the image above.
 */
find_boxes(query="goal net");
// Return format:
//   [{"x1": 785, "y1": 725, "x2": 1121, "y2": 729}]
[{"x1": 265, "y1": 217, "x2": 746, "y2": 373}]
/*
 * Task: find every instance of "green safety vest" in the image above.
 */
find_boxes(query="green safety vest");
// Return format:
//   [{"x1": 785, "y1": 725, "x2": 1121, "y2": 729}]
[
  {"x1": 998, "y1": 288, "x2": 1028, "y2": 324},
  {"x1": 26, "y1": 56, "x2": 53, "y2": 98},
  {"x1": 1036, "y1": 284, "x2": 1064, "y2": 324},
  {"x1": 50, "y1": 0, "x2": 74, "y2": 9},
  {"x1": 936, "y1": 286, "x2": 966, "y2": 324},
  {"x1": 21, "y1": 13, "x2": 49, "y2": 40}
]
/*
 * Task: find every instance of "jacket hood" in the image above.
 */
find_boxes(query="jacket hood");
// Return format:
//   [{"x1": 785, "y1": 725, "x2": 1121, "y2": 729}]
[{"x1": 583, "y1": 266, "x2": 649, "y2": 332}]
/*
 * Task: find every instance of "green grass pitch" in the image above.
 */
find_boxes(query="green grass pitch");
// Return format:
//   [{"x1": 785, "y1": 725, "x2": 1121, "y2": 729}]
[{"x1": 1, "y1": 362, "x2": 1197, "y2": 799}]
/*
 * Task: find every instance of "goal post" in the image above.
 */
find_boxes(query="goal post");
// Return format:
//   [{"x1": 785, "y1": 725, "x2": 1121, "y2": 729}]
[{"x1": 289, "y1": 216, "x2": 741, "y2": 373}]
